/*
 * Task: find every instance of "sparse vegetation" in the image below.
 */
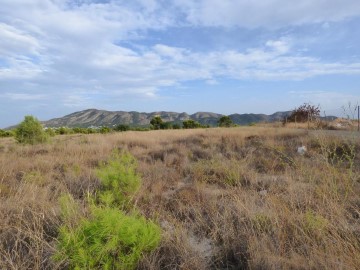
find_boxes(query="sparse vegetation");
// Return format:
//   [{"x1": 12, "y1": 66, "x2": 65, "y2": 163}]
[{"x1": 0, "y1": 127, "x2": 359, "y2": 269}]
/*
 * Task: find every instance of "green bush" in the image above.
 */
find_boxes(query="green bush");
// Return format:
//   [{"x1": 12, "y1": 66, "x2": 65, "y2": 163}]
[
  {"x1": 55, "y1": 204, "x2": 161, "y2": 270},
  {"x1": 54, "y1": 151, "x2": 161, "y2": 269},
  {"x1": 160, "y1": 122, "x2": 172, "y2": 130},
  {"x1": 218, "y1": 115, "x2": 233, "y2": 127},
  {"x1": 15, "y1": 115, "x2": 48, "y2": 144},
  {"x1": 56, "y1": 127, "x2": 73, "y2": 135},
  {"x1": 115, "y1": 124, "x2": 130, "y2": 132},
  {"x1": 0, "y1": 129, "x2": 14, "y2": 137},
  {"x1": 172, "y1": 123, "x2": 181, "y2": 129},
  {"x1": 182, "y1": 119, "x2": 202, "y2": 129},
  {"x1": 100, "y1": 126, "x2": 111, "y2": 134},
  {"x1": 96, "y1": 151, "x2": 141, "y2": 207},
  {"x1": 45, "y1": 128, "x2": 56, "y2": 137},
  {"x1": 150, "y1": 116, "x2": 163, "y2": 130}
]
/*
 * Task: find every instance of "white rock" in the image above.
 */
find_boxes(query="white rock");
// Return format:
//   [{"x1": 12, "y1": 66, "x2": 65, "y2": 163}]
[
  {"x1": 297, "y1": 146, "x2": 307, "y2": 155},
  {"x1": 259, "y1": 190, "x2": 268, "y2": 196}
]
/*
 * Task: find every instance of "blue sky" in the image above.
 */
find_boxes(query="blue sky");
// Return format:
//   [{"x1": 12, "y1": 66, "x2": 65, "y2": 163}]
[{"x1": 1, "y1": 0, "x2": 360, "y2": 128}]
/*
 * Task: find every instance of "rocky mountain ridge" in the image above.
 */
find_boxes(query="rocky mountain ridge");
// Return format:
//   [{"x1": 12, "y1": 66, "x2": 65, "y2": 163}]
[{"x1": 42, "y1": 109, "x2": 292, "y2": 127}]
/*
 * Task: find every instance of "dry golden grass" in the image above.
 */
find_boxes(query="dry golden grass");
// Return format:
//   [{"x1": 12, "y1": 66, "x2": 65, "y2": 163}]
[{"x1": 0, "y1": 127, "x2": 359, "y2": 269}]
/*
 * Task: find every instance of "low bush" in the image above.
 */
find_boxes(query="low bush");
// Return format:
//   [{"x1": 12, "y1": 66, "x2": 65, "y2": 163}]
[
  {"x1": 55, "y1": 204, "x2": 161, "y2": 270},
  {"x1": 96, "y1": 151, "x2": 141, "y2": 207},
  {"x1": 54, "y1": 151, "x2": 161, "y2": 269}
]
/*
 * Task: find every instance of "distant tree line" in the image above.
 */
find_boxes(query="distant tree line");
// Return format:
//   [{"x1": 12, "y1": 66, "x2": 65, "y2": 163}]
[
  {"x1": 0, "y1": 114, "x2": 239, "y2": 143},
  {"x1": 149, "y1": 116, "x2": 213, "y2": 130}
]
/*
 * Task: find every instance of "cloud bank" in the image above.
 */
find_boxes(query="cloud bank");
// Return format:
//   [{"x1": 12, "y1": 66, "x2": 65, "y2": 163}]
[{"x1": 0, "y1": 0, "x2": 359, "y2": 126}]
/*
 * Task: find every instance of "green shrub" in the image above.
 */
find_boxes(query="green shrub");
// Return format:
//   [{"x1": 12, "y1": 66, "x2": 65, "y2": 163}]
[
  {"x1": 172, "y1": 123, "x2": 181, "y2": 129},
  {"x1": 45, "y1": 128, "x2": 56, "y2": 137},
  {"x1": 150, "y1": 116, "x2": 163, "y2": 130},
  {"x1": 0, "y1": 129, "x2": 14, "y2": 137},
  {"x1": 96, "y1": 151, "x2": 141, "y2": 207},
  {"x1": 56, "y1": 127, "x2": 73, "y2": 135},
  {"x1": 115, "y1": 124, "x2": 130, "y2": 132},
  {"x1": 54, "y1": 151, "x2": 161, "y2": 269},
  {"x1": 182, "y1": 119, "x2": 202, "y2": 129},
  {"x1": 58, "y1": 194, "x2": 81, "y2": 228},
  {"x1": 15, "y1": 115, "x2": 48, "y2": 144},
  {"x1": 55, "y1": 205, "x2": 161, "y2": 270},
  {"x1": 218, "y1": 115, "x2": 234, "y2": 127},
  {"x1": 100, "y1": 126, "x2": 111, "y2": 134}
]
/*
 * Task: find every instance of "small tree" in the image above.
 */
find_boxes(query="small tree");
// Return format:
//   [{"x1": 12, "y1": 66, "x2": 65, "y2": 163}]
[
  {"x1": 56, "y1": 127, "x2": 73, "y2": 135},
  {"x1": 160, "y1": 122, "x2": 172, "y2": 130},
  {"x1": 218, "y1": 116, "x2": 233, "y2": 127},
  {"x1": 114, "y1": 124, "x2": 130, "y2": 132},
  {"x1": 287, "y1": 103, "x2": 320, "y2": 123},
  {"x1": 150, "y1": 116, "x2": 163, "y2": 130},
  {"x1": 15, "y1": 115, "x2": 48, "y2": 144},
  {"x1": 172, "y1": 123, "x2": 181, "y2": 129},
  {"x1": 99, "y1": 126, "x2": 111, "y2": 134},
  {"x1": 182, "y1": 119, "x2": 201, "y2": 129}
]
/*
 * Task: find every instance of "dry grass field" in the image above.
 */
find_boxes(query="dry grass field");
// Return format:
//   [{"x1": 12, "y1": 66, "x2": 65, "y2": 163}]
[{"x1": 0, "y1": 127, "x2": 359, "y2": 269}]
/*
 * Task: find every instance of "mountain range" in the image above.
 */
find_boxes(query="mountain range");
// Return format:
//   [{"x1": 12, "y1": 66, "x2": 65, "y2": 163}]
[{"x1": 42, "y1": 109, "x2": 292, "y2": 128}]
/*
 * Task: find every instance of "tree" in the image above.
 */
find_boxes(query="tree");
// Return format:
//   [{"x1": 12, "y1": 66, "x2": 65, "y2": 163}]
[
  {"x1": 160, "y1": 122, "x2": 172, "y2": 130},
  {"x1": 172, "y1": 123, "x2": 181, "y2": 129},
  {"x1": 182, "y1": 119, "x2": 201, "y2": 129},
  {"x1": 114, "y1": 124, "x2": 130, "y2": 132},
  {"x1": 15, "y1": 115, "x2": 48, "y2": 144},
  {"x1": 286, "y1": 103, "x2": 320, "y2": 123},
  {"x1": 56, "y1": 127, "x2": 73, "y2": 135},
  {"x1": 218, "y1": 116, "x2": 233, "y2": 127},
  {"x1": 99, "y1": 126, "x2": 111, "y2": 134},
  {"x1": 150, "y1": 116, "x2": 163, "y2": 130}
]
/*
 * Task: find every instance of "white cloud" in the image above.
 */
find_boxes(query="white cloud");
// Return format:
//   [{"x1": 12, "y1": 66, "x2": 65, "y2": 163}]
[
  {"x1": 0, "y1": 0, "x2": 360, "y2": 112},
  {"x1": 1, "y1": 93, "x2": 46, "y2": 100},
  {"x1": 0, "y1": 58, "x2": 44, "y2": 79},
  {"x1": 265, "y1": 39, "x2": 290, "y2": 54},
  {"x1": 173, "y1": 0, "x2": 360, "y2": 28},
  {"x1": 1, "y1": 34, "x2": 360, "y2": 102},
  {"x1": 0, "y1": 23, "x2": 41, "y2": 57}
]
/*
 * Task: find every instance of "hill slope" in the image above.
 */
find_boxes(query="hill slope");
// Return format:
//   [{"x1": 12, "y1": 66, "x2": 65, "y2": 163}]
[{"x1": 42, "y1": 109, "x2": 292, "y2": 128}]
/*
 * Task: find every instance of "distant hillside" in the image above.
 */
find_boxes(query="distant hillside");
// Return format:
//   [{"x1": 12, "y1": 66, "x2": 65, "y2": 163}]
[
  {"x1": 42, "y1": 109, "x2": 292, "y2": 128},
  {"x1": 229, "y1": 111, "x2": 290, "y2": 125}
]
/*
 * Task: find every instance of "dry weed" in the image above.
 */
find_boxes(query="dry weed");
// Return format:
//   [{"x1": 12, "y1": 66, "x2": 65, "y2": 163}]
[{"x1": 0, "y1": 127, "x2": 359, "y2": 269}]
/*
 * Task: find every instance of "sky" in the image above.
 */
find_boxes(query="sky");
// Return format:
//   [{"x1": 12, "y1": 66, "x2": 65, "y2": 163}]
[{"x1": 1, "y1": 0, "x2": 360, "y2": 128}]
